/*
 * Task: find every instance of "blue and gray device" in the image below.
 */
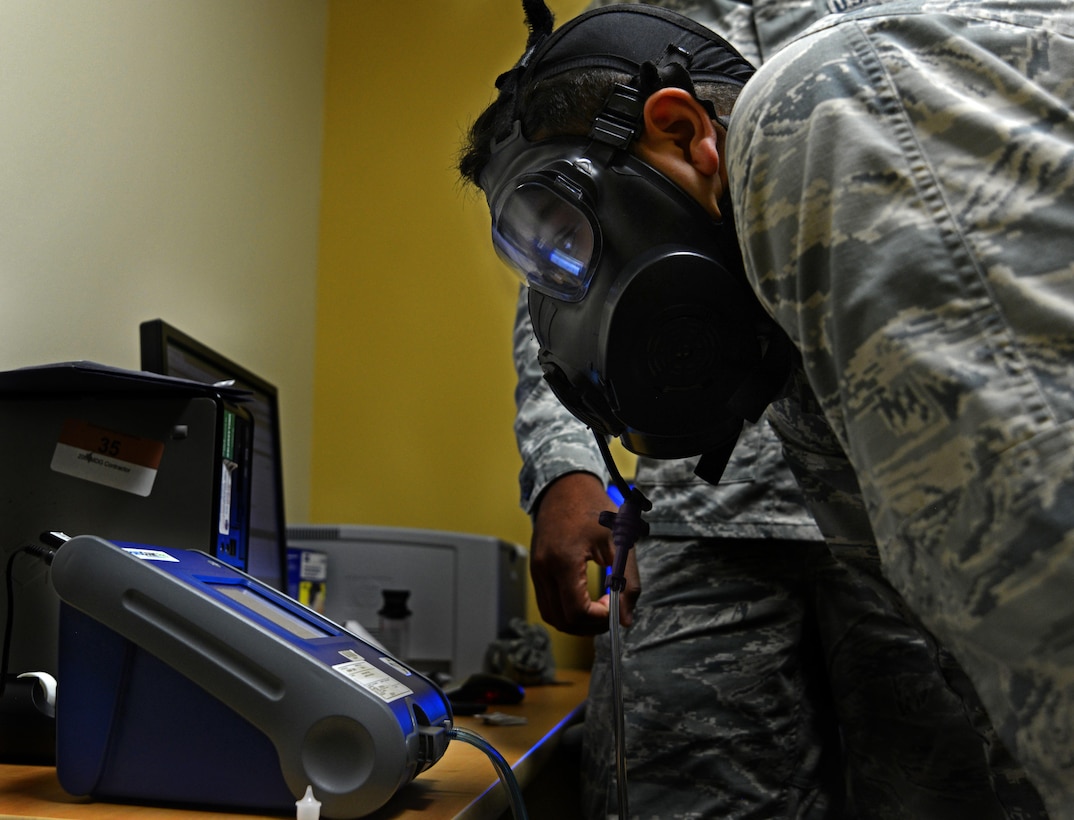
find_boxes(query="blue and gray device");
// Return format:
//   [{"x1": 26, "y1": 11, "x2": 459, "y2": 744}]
[{"x1": 50, "y1": 534, "x2": 453, "y2": 819}]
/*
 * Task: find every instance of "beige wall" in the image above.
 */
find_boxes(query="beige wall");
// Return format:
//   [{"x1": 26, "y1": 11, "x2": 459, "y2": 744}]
[{"x1": 0, "y1": 0, "x2": 326, "y2": 520}]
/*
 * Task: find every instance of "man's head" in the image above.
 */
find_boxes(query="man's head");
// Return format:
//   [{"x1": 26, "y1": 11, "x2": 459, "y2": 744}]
[
  {"x1": 458, "y1": 2, "x2": 752, "y2": 200},
  {"x1": 460, "y1": 2, "x2": 794, "y2": 480}
]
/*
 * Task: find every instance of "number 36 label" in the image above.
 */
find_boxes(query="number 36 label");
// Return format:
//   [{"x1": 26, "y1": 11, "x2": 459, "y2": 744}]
[{"x1": 51, "y1": 419, "x2": 165, "y2": 497}]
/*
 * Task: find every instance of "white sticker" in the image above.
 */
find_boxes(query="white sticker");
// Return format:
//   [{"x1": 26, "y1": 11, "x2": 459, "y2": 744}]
[
  {"x1": 50, "y1": 420, "x2": 164, "y2": 497},
  {"x1": 219, "y1": 461, "x2": 235, "y2": 534},
  {"x1": 122, "y1": 547, "x2": 180, "y2": 563},
  {"x1": 332, "y1": 660, "x2": 413, "y2": 702},
  {"x1": 380, "y1": 657, "x2": 412, "y2": 677},
  {"x1": 300, "y1": 550, "x2": 329, "y2": 582}
]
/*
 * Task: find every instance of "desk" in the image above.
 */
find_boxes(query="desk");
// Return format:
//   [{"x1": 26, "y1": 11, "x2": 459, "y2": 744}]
[{"x1": 0, "y1": 669, "x2": 588, "y2": 820}]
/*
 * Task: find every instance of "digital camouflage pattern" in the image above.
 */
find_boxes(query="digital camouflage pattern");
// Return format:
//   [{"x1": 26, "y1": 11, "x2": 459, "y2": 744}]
[
  {"x1": 508, "y1": 0, "x2": 1056, "y2": 816},
  {"x1": 585, "y1": 0, "x2": 823, "y2": 65},
  {"x1": 514, "y1": 233, "x2": 1047, "y2": 815},
  {"x1": 581, "y1": 536, "x2": 1047, "y2": 819},
  {"x1": 729, "y1": 0, "x2": 1074, "y2": 813}
]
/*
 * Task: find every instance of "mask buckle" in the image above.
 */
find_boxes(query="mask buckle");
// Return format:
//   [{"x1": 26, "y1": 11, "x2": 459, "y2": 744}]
[{"x1": 589, "y1": 84, "x2": 645, "y2": 149}]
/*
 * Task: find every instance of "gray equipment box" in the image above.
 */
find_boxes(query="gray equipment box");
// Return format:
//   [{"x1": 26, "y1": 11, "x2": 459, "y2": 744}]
[{"x1": 286, "y1": 524, "x2": 527, "y2": 681}]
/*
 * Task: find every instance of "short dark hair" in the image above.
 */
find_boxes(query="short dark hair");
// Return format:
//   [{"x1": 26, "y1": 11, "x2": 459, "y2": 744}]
[{"x1": 458, "y1": 66, "x2": 742, "y2": 188}]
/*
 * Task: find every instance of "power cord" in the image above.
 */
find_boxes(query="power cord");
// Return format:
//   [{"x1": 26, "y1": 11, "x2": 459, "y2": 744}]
[
  {"x1": 1, "y1": 539, "x2": 59, "y2": 699},
  {"x1": 447, "y1": 724, "x2": 528, "y2": 820}
]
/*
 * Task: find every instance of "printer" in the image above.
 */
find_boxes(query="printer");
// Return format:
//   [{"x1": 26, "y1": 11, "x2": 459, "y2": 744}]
[{"x1": 286, "y1": 524, "x2": 527, "y2": 681}]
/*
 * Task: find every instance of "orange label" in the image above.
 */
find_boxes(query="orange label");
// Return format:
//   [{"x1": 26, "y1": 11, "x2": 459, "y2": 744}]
[
  {"x1": 57, "y1": 420, "x2": 164, "y2": 469},
  {"x1": 52, "y1": 419, "x2": 165, "y2": 497}
]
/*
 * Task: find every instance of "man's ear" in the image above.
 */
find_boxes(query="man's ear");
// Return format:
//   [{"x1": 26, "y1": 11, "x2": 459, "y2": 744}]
[
  {"x1": 634, "y1": 87, "x2": 724, "y2": 218},
  {"x1": 638, "y1": 87, "x2": 720, "y2": 176}
]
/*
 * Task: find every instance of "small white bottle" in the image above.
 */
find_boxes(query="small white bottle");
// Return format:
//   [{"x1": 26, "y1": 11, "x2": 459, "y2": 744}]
[{"x1": 296, "y1": 785, "x2": 321, "y2": 820}]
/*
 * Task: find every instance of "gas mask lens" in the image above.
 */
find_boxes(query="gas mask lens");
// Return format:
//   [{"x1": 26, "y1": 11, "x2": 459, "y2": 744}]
[{"x1": 491, "y1": 181, "x2": 597, "y2": 301}]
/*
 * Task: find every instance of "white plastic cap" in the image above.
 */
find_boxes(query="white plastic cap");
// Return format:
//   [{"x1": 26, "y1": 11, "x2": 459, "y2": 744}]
[{"x1": 296, "y1": 785, "x2": 321, "y2": 820}]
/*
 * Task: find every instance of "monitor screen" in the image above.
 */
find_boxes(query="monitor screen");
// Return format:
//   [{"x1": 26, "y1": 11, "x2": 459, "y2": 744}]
[{"x1": 139, "y1": 319, "x2": 288, "y2": 592}]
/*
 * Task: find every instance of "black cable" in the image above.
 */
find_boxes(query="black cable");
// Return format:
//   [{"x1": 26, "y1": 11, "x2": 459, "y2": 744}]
[
  {"x1": 2, "y1": 548, "x2": 23, "y2": 699},
  {"x1": 593, "y1": 433, "x2": 632, "y2": 499},
  {"x1": 448, "y1": 725, "x2": 529, "y2": 820},
  {"x1": 2, "y1": 542, "x2": 58, "y2": 699},
  {"x1": 593, "y1": 432, "x2": 651, "y2": 593}
]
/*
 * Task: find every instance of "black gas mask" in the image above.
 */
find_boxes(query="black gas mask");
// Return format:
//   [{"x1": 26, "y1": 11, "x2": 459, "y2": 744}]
[{"x1": 480, "y1": 3, "x2": 796, "y2": 483}]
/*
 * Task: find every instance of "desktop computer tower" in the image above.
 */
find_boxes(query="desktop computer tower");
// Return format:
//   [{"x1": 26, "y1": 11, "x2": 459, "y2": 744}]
[{"x1": 0, "y1": 362, "x2": 253, "y2": 763}]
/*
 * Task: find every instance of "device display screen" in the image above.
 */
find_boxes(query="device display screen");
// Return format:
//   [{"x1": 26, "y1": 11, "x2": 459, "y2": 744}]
[{"x1": 213, "y1": 584, "x2": 332, "y2": 641}]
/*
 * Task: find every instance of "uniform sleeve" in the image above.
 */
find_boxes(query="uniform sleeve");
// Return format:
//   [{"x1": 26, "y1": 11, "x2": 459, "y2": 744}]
[
  {"x1": 728, "y1": 4, "x2": 1074, "y2": 806},
  {"x1": 512, "y1": 286, "x2": 607, "y2": 514}
]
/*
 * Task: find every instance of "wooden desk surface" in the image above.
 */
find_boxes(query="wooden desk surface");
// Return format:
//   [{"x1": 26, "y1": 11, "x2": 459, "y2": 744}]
[{"x1": 0, "y1": 669, "x2": 589, "y2": 820}]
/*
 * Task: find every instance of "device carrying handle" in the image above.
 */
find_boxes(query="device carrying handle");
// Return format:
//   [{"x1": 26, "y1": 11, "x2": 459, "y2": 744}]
[{"x1": 592, "y1": 431, "x2": 651, "y2": 592}]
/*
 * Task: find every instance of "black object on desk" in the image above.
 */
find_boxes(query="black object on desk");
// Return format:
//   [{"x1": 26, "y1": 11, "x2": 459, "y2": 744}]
[{"x1": 446, "y1": 672, "x2": 525, "y2": 715}]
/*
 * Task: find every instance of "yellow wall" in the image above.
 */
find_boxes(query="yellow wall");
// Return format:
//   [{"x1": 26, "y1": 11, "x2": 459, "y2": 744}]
[{"x1": 313, "y1": 1, "x2": 591, "y2": 667}]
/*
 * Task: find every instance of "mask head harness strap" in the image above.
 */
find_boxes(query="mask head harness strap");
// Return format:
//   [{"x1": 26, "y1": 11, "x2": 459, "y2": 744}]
[
  {"x1": 493, "y1": 2, "x2": 753, "y2": 148},
  {"x1": 588, "y1": 42, "x2": 720, "y2": 156},
  {"x1": 493, "y1": 0, "x2": 556, "y2": 125}
]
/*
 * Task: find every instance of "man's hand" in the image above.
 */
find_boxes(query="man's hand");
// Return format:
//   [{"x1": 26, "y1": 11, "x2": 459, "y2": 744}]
[{"x1": 530, "y1": 472, "x2": 641, "y2": 635}]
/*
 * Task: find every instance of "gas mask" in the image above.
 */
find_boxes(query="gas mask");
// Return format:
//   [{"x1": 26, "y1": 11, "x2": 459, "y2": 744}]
[{"x1": 479, "y1": 4, "x2": 796, "y2": 483}]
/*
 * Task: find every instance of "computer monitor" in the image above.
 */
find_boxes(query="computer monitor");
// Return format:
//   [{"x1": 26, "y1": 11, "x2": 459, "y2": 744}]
[{"x1": 140, "y1": 319, "x2": 288, "y2": 592}]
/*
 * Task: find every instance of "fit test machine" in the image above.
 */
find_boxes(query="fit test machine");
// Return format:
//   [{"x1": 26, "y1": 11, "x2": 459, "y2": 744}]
[{"x1": 49, "y1": 534, "x2": 454, "y2": 819}]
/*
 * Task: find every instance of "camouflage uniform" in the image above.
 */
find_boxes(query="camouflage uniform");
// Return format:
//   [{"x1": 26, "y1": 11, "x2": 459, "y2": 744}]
[
  {"x1": 516, "y1": 277, "x2": 1045, "y2": 817},
  {"x1": 513, "y1": 284, "x2": 847, "y2": 818},
  {"x1": 728, "y1": 0, "x2": 1074, "y2": 814}
]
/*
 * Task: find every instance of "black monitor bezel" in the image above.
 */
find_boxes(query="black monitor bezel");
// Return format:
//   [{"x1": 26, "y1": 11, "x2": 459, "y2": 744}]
[{"x1": 139, "y1": 318, "x2": 288, "y2": 592}]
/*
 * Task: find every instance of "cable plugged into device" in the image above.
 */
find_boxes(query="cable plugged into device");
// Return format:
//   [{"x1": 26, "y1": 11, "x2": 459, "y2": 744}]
[
  {"x1": 447, "y1": 725, "x2": 528, "y2": 820},
  {"x1": 39, "y1": 531, "x2": 71, "y2": 550}
]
